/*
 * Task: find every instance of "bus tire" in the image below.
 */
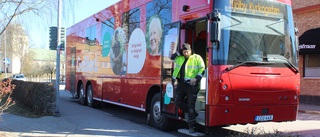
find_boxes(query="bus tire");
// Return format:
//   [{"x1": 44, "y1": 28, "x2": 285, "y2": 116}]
[
  {"x1": 87, "y1": 84, "x2": 97, "y2": 107},
  {"x1": 79, "y1": 84, "x2": 86, "y2": 105},
  {"x1": 149, "y1": 93, "x2": 170, "y2": 131}
]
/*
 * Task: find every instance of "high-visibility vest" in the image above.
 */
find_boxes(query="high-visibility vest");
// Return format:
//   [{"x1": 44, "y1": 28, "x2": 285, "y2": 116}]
[{"x1": 172, "y1": 54, "x2": 205, "y2": 81}]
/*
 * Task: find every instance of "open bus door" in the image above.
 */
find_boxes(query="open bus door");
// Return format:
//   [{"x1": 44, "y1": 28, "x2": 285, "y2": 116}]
[
  {"x1": 184, "y1": 18, "x2": 208, "y2": 126},
  {"x1": 161, "y1": 21, "x2": 181, "y2": 118}
]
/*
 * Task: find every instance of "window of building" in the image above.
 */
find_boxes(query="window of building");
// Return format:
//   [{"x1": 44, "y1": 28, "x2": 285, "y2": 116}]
[{"x1": 304, "y1": 54, "x2": 320, "y2": 77}]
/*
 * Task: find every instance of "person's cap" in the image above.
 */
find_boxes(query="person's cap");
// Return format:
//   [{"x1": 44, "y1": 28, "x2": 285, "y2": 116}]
[{"x1": 182, "y1": 43, "x2": 191, "y2": 51}]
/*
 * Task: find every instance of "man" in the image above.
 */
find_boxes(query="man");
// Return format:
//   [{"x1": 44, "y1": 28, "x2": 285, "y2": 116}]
[
  {"x1": 112, "y1": 30, "x2": 122, "y2": 75},
  {"x1": 171, "y1": 43, "x2": 205, "y2": 133}
]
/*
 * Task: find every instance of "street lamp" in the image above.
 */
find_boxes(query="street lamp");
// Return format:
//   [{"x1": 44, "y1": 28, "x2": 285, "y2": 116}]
[{"x1": 55, "y1": 0, "x2": 62, "y2": 115}]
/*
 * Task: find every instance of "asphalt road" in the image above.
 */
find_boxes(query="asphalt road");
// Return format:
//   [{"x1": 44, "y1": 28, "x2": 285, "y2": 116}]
[{"x1": 1, "y1": 89, "x2": 319, "y2": 137}]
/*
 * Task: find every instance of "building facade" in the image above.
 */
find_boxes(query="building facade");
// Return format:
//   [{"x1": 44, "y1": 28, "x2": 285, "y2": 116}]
[
  {"x1": 292, "y1": 0, "x2": 320, "y2": 105},
  {"x1": 0, "y1": 23, "x2": 29, "y2": 75}
]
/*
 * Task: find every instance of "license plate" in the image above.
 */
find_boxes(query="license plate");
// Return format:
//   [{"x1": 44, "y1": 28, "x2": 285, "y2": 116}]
[{"x1": 254, "y1": 115, "x2": 273, "y2": 122}]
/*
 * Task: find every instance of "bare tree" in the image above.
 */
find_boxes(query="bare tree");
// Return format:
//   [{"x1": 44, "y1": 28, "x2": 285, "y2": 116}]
[
  {"x1": 0, "y1": 0, "x2": 76, "y2": 75},
  {"x1": 0, "y1": 78, "x2": 15, "y2": 115},
  {"x1": 41, "y1": 50, "x2": 56, "y2": 81},
  {"x1": 23, "y1": 48, "x2": 56, "y2": 81},
  {"x1": 0, "y1": 0, "x2": 50, "y2": 36},
  {"x1": 21, "y1": 50, "x2": 35, "y2": 77},
  {"x1": 42, "y1": 61, "x2": 55, "y2": 81},
  {"x1": 0, "y1": 0, "x2": 77, "y2": 48}
]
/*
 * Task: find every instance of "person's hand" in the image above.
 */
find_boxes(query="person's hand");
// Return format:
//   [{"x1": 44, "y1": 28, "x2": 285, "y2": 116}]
[
  {"x1": 172, "y1": 78, "x2": 176, "y2": 84},
  {"x1": 190, "y1": 78, "x2": 197, "y2": 85},
  {"x1": 172, "y1": 78, "x2": 178, "y2": 85}
]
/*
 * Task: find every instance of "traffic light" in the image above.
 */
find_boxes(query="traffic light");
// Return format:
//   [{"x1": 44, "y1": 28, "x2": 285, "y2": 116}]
[
  {"x1": 49, "y1": 26, "x2": 66, "y2": 50},
  {"x1": 49, "y1": 27, "x2": 57, "y2": 50},
  {"x1": 60, "y1": 27, "x2": 65, "y2": 50}
]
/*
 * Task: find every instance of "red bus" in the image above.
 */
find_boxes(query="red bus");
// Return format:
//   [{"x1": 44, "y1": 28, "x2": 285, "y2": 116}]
[{"x1": 66, "y1": 0, "x2": 300, "y2": 133}]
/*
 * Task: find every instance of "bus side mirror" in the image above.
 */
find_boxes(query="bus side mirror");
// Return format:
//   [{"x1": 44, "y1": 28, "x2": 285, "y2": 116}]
[
  {"x1": 295, "y1": 35, "x2": 300, "y2": 61},
  {"x1": 210, "y1": 22, "x2": 220, "y2": 42},
  {"x1": 208, "y1": 11, "x2": 220, "y2": 43}
]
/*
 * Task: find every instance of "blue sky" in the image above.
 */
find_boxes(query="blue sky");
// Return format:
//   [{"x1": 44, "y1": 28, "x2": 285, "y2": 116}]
[
  {"x1": 30, "y1": 0, "x2": 120, "y2": 49},
  {"x1": 66, "y1": 0, "x2": 120, "y2": 28}
]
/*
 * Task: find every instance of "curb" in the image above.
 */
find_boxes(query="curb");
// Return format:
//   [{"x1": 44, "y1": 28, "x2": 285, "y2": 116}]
[{"x1": 298, "y1": 110, "x2": 320, "y2": 115}]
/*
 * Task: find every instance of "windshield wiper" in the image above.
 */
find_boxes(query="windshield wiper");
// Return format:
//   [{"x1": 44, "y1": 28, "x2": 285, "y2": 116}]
[
  {"x1": 267, "y1": 57, "x2": 299, "y2": 74},
  {"x1": 266, "y1": 19, "x2": 285, "y2": 35},
  {"x1": 226, "y1": 61, "x2": 275, "y2": 72}
]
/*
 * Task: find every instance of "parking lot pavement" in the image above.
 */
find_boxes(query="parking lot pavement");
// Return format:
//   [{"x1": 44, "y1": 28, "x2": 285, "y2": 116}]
[
  {"x1": 299, "y1": 103, "x2": 320, "y2": 115},
  {"x1": 0, "y1": 90, "x2": 176, "y2": 137}
]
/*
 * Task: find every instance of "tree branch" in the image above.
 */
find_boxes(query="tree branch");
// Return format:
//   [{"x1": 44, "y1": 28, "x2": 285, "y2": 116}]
[{"x1": 0, "y1": 0, "x2": 23, "y2": 35}]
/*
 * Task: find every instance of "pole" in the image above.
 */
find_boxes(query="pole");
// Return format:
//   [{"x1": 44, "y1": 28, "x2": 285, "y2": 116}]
[
  {"x1": 55, "y1": 0, "x2": 62, "y2": 114},
  {"x1": 4, "y1": 32, "x2": 7, "y2": 78}
]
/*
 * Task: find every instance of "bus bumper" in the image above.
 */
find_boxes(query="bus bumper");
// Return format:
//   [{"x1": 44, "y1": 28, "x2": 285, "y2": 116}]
[{"x1": 206, "y1": 104, "x2": 298, "y2": 127}]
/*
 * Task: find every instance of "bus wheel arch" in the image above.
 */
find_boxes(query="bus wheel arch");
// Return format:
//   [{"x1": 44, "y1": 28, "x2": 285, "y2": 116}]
[
  {"x1": 146, "y1": 85, "x2": 160, "y2": 114},
  {"x1": 147, "y1": 86, "x2": 171, "y2": 131}
]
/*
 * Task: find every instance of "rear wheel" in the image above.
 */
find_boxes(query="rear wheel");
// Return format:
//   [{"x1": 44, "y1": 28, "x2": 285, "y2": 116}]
[
  {"x1": 87, "y1": 85, "x2": 97, "y2": 107},
  {"x1": 149, "y1": 93, "x2": 171, "y2": 131},
  {"x1": 79, "y1": 84, "x2": 86, "y2": 105},
  {"x1": 71, "y1": 91, "x2": 78, "y2": 99}
]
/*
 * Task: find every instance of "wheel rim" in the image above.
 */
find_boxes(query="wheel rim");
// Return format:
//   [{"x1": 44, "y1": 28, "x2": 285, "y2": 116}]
[
  {"x1": 152, "y1": 100, "x2": 163, "y2": 123},
  {"x1": 80, "y1": 86, "x2": 84, "y2": 98},
  {"x1": 87, "y1": 87, "x2": 92, "y2": 104}
]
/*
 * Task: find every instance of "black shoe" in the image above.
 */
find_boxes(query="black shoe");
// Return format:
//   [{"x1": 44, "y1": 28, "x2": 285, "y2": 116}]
[{"x1": 189, "y1": 127, "x2": 195, "y2": 133}]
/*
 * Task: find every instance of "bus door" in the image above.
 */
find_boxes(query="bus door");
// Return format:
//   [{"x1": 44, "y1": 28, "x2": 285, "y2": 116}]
[
  {"x1": 161, "y1": 21, "x2": 181, "y2": 118},
  {"x1": 185, "y1": 18, "x2": 208, "y2": 125}
]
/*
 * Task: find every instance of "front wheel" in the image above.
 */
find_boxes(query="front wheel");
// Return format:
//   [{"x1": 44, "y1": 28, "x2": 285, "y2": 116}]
[
  {"x1": 149, "y1": 93, "x2": 171, "y2": 131},
  {"x1": 87, "y1": 84, "x2": 98, "y2": 107}
]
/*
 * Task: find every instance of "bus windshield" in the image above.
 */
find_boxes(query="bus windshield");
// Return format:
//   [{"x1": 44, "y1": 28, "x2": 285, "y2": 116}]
[{"x1": 213, "y1": 0, "x2": 298, "y2": 67}]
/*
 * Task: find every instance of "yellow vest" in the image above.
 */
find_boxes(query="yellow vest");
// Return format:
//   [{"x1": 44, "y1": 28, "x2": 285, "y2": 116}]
[{"x1": 172, "y1": 54, "x2": 205, "y2": 81}]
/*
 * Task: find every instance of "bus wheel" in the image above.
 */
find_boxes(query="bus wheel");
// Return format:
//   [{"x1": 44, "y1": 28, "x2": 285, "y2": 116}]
[
  {"x1": 150, "y1": 93, "x2": 170, "y2": 131},
  {"x1": 87, "y1": 84, "x2": 97, "y2": 107},
  {"x1": 71, "y1": 91, "x2": 78, "y2": 99},
  {"x1": 79, "y1": 84, "x2": 86, "y2": 105}
]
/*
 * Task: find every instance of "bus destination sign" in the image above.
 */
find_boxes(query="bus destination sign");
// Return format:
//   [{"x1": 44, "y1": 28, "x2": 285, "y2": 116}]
[{"x1": 226, "y1": 0, "x2": 284, "y2": 18}]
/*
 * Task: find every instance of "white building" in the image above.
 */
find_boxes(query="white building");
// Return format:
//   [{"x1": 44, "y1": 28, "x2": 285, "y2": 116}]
[{"x1": 0, "y1": 23, "x2": 28, "y2": 74}]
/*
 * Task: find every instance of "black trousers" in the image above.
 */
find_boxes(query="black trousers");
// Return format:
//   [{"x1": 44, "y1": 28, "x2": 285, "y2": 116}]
[{"x1": 174, "y1": 82, "x2": 199, "y2": 127}]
